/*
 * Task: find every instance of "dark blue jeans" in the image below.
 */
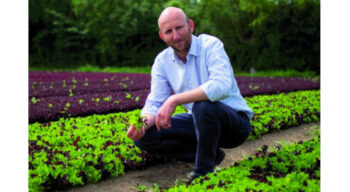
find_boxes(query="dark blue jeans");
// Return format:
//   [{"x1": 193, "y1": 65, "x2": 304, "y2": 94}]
[{"x1": 134, "y1": 101, "x2": 251, "y2": 175}]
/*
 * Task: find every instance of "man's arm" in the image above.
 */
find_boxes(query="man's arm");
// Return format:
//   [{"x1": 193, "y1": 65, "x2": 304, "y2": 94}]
[
  {"x1": 199, "y1": 36, "x2": 233, "y2": 102},
  {"x1": 127, "y1": 56, "x2": 170, "y2": 140},
  {"x1": 155, "y1": 87, "x2": 208, "y2": 130}
]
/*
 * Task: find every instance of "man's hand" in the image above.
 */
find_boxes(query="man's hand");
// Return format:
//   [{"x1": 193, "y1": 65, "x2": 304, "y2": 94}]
[
  {"x1": 126, "y1": 113, "x2": 155, "y2": 140},
  {"x1": 156, "y1": 95, "x2": 178, "y2": 131},
  {"x1": 126, "y1": 125, "x2": 145, "y2": 140}
]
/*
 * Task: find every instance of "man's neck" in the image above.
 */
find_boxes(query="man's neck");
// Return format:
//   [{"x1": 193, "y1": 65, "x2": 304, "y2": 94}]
[{"x1": 175, "y1": 51, "x2": 188, "y2": 63}]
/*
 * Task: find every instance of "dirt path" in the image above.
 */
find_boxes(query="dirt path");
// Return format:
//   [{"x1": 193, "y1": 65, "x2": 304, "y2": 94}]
[{"x1": 58, "y1": 122, "x2": 320, "y2": 192}]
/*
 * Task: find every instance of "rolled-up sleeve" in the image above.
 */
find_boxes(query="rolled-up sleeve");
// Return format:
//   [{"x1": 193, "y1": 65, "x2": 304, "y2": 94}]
[
  {"x1": 141, "y1": 59, "x2": 171, "y2": 116},
  {"x1": 200, "y1": 38, "x2": 233, "y2": 101}
]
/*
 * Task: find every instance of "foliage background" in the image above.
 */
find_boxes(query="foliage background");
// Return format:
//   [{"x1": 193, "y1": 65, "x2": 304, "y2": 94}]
[{"x1": 29, "y1": 0, "x2": 320, "y2": 73}]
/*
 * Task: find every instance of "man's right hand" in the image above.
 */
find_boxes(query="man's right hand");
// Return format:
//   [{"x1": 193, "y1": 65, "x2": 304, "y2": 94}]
[
  {"x1": 126, "y1": 113, "x2": 155, "y2": 140},
  {"x1": 126, "y1": 124, "x2": 145, "y2": 140}
]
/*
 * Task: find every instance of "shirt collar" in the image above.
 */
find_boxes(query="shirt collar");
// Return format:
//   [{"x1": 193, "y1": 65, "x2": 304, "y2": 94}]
[
  {"x1": 171, "y1": 34, "x2": 199, "y2": 62},
  {"x1": 188, "y1": 34, "x2": 199, "y2": 57}
]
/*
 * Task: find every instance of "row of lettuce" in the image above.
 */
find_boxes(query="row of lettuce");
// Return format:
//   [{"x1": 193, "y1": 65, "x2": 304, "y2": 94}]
[
  {"x1": 29, "y1": 71, "x2": 319, "y2": 98},
  {"x1": 29, "y1": 72, "x2": 150, "y2": 97},
  {"x1": 29, "y1": 72, "x2": 320, "y2": 123},
  {"x1": 151, "y1": 135, "x2": 320, "y2": 192},
  {"x1": 29, "y1": 90, "x2": 320, "y2": 191},
  {"x1": 29, "y1": 90, "x2": 147, "y2": 123}
]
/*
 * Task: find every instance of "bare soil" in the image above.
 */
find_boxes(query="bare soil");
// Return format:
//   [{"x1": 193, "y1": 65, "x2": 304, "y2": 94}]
[{"x1": 58, "y1": 122, "x2": 320, "y2": 192}]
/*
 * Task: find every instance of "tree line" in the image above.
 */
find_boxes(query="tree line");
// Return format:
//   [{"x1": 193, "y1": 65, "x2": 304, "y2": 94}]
[{"x1": 29, "y1": 0, "x2": 320, "y2": 73}]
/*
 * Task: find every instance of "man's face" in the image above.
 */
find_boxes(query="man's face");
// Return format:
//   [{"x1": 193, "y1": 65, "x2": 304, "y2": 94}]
[{"x1": 158, "y1": 14, "x2": 194, "y2": 54}]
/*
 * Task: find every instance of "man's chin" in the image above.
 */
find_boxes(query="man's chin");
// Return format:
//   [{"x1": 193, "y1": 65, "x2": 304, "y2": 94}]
[
  {"x1": 171, "y1": 46, "x2": 183, "y2": 53},
  {"x1": 173, "y1": 43, "x2": 183, "y2": 49}
]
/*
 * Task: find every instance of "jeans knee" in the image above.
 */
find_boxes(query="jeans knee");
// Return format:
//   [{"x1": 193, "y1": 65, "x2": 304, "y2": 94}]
[
  {"x1": 192, "y1": 101, "x2": 218, "y2": 119},
  {"x1": 133, "y1": 139, "x2": 146, "y2": 150},
  {"x1": 133, "y1": 136, "x2": 165, "y2": 152},
  {"x1": 193, "y1": 101, "x2": 215, "y2": 114}
]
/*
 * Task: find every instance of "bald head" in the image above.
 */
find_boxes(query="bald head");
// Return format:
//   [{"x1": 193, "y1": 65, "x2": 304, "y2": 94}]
[
  {"x1": 158, "y1": 7, "x2": 189, "y2": 31},
  {"x1": 157, "y1": 7, "x2": 194, "y2": 59}
]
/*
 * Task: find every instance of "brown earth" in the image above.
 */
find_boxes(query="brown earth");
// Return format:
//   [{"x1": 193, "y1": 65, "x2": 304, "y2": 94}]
[{"x1": 57, "y1": 122, "x2": 320, "y2": 192}]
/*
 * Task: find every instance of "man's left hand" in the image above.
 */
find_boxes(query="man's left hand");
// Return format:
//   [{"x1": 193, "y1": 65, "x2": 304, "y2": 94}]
[{"x1": 156, "y1": 95, "x2": 178, "y2": 131}]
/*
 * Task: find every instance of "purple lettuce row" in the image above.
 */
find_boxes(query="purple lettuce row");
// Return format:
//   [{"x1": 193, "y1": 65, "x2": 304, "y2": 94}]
[
  {"x1": 29, "y1": 72, "x2": 151, "y2": 97},
  {"x1": 28, "y1": 72, "x2": 320, "y2": 124},
  {"x1": 236, "y1": 76, "x2": 318, "y2": 83},
  {"x1": 29, "y1": 71, "x2": 150, "y2": 81},
  {"x1": 238, "y1": 77, "x2": 320, "y2": 97},
  {"x1": 29, "y1": 71, "x2": 319, "y2": 98},
  {"x1": 29, "y1": 90, "x2": 148, "y2": 124},
  {"x1": 29, "y1": 79, "x2": 150, "y2": 97}
]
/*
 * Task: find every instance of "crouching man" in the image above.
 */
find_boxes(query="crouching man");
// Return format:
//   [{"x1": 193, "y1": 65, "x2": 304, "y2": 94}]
[{"x1": 127, "y1": 7, "x2": 253, "y2": 180}]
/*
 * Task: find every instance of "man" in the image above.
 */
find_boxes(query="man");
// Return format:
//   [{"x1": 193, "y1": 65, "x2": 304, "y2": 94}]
[{"x1": 127, "y1": 7, "x2": 253, "y2": 180}]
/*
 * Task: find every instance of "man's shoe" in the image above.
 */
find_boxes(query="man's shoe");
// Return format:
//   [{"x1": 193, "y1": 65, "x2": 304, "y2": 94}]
[
  {"x1": 187, "y1": 170, "x2": 202, "y2": 181},
  {"x1": 187, "y1": 150, "x2": 225, "y2": 182},
  {"x1": 215, "y1": 149, "x2": 225, "y2": 165}
]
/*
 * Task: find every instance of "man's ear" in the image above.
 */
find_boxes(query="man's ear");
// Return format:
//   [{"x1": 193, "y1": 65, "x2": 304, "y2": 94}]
[
  {"x1": 159, "y1": 31, "x2": 165, "y2": 42},
  {"x1": 189, "y1": 19, "x2": 195, "y2": 33}
]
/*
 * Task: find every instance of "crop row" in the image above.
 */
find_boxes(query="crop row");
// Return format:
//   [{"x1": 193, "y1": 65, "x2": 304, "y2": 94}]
[
  {"x1": 246, "y1": 90, "x2": 320, "y2": 139},
  {"x1": 29, "y1": 73, "x2": 150, "y2": 97},
  {"x1": 28, "y1": 90, "x2": 320, "y2": 191},
  {"x1": 29, "y1": 71, "x2": 150, "y2": 82},
  {"x1": 238, "y1": 76, "x2": 319, "y2": 97},
  {"x1": 161, "y1": 135, "x2": 320, "y2": 191},
  {"x1": 29, "y1": 71, "x2": 319, "y2": 98},
  {"x1": 29, "y1": 71, "x2": 319, "y2": 83},
  {"x1": 29, "y1": 90, "x2": 147, "y2": 123},
  {"x1": 29, "y1": 79, "x2": 320, "y2": 124}
]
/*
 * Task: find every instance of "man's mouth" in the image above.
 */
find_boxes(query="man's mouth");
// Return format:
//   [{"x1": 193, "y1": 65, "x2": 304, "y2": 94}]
[{"x1": 174, "y1": 40, "x2": 184, "y2": 46}]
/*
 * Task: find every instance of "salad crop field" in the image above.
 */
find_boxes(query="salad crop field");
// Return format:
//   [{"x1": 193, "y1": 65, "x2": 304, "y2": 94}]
[
  {"x1": 160, "y1": 136, "x2": 320, "y2": 192},
  {"x1": 28, "y1": 71, "x2": 320, "y2": 192}
]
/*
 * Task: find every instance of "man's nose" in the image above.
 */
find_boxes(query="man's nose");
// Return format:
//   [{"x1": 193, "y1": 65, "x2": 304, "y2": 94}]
[{"x1": 173, "y1": 30, "x2": 181, "y2": 40}]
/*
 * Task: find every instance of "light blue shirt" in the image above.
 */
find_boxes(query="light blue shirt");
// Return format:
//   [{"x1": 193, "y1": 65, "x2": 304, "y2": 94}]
[{"x1": 142, "y1": 34, "x2": 254, "y2": 119}]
